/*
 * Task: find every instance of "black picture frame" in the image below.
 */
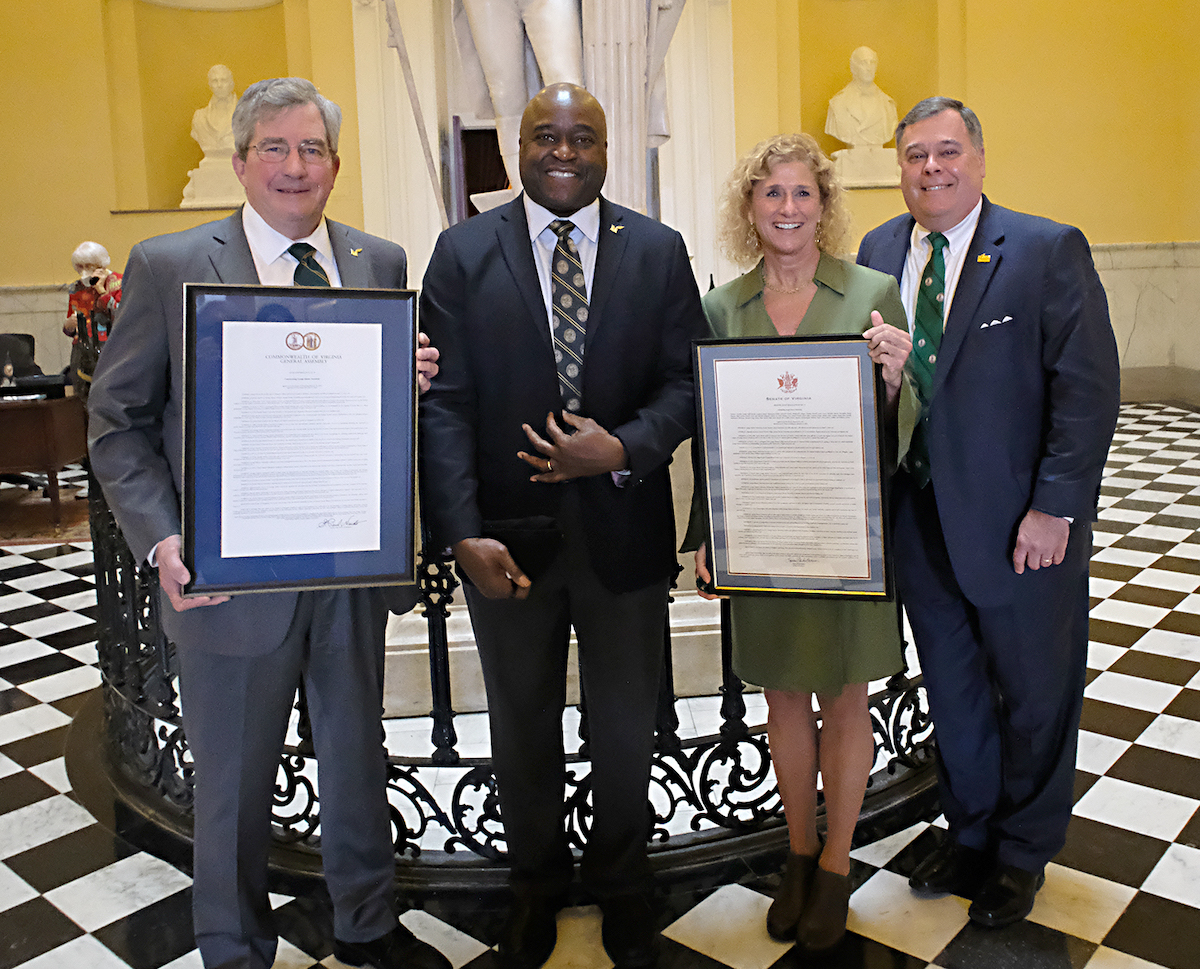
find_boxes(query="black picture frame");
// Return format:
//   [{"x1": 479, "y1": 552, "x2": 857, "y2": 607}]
[{"x1": 182, "y1": 283, "x2": 417, "y2": 595}]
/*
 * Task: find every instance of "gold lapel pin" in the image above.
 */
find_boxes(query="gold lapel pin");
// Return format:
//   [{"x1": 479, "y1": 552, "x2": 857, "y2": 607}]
[
  {"x1": 610, "y1": 224, "x2": 624, "y2": 233},
  {"x1": 977, "y1": 254, "x2": 991, "y2": 263},
  {"x1": 350, "y1": 247, "x2": 363, "y2": 256}
]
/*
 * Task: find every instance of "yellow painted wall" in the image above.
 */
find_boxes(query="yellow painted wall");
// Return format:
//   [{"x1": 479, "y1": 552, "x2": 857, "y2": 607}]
[
  {"x1": 1, "y1": 0, "x2": 363, "y2": 288},
  {"x1": 730, "y1": 0, "x2": 1199, "y2": 246}
]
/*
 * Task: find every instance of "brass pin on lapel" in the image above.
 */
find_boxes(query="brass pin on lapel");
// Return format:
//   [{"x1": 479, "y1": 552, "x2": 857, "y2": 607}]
[
  {"x1": 977, "y1": 254, "x2": 991, "y2": 263},
  {"x1": 350, "y1": 247, "x2": 363, "y2": 256},
  {"x1": 609, "y1": 224, "x2": 624, "y2": 233}
]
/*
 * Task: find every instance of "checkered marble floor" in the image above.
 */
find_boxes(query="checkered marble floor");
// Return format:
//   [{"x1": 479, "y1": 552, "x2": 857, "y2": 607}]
[{"x1": 0, "y1": 403, "x2": 1198, "y2": 969}]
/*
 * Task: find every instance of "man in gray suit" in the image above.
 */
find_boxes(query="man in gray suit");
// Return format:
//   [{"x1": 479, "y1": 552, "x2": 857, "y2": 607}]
[{"x1": 88, "y1": 78, "x2": 448, "y2": 969}]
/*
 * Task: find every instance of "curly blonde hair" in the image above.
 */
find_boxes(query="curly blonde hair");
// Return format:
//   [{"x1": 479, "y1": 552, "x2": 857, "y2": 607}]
[{"x1": 716, "y1": 132, "x2": 851, "y2": 266}]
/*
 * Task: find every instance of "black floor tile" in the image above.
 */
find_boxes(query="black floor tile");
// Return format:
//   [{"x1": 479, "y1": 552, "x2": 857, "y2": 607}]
[
  {"x1": 0, "y1": 724, "x2": 69, "y2": 767},
  {"x1": 1110, "y1": 745, "x2": 1200, "y2": 800},
  {"x1": 1108, "y1": 649, "x2": 1200, "y2": 685},
  {"x1": 1175, "y1": 804, "x2": 1200, "y2": 849},
  {"x1": 0, "y1": 896, "x2": 86, "y2": 969},
  {"x1": 1079, "y1": 699, "x2": 1157, "y2": 742},
  {"x1": 92, "y1": 888, "x2": 195, "y2": 969},
  {"x1": 1054, "y1": 815, "x2": 1168, "y2": 887},
  {"x1": 1088, "y1": 619, "x2": 1150, "y2": 649},
  {"x1": 0, "y1": 652, "x2": 82, "y2": 686},
  {"x1": 38, "y1": 624, "x2": 98, "y2": 651},
  {"x1": 1111, "y1": 536, "x2": 1179, "y2": 556},
  {"x1": 0, "y1": 603, "x2": 64, "y2": 626},
  {"x1": 936, "y1": 919, "x2": 1094, "y2": 969},
  {"x1": 1103, "y1": 892, "x2": 1200, "y2": 969},
  {"x1": 22, "y1": 546, "x2": 81, "y2": 561},
  {"x1": 1163, "y1": 687, "x2": 1200, "y2": 721},
  {"x1": 0, "y1": 629, "x2": 25, "y2": 648},
  {"x1": 1154, "y1": 612, "x2": 1200, "y2": 637},
  {"x1": 6, "y1": 823, "x2": 140, "y2": 893},
  {"x1": 1111, "y1": 583, "x2": 1188, "y2": 609},
  {"x1": 1089, "y1": 563, "x2": 1142, "y2": 584},
  {"x1": 1153, "y1": 555, "x2": 1200, "y2": 575},
  {"x1": 0, "y1": 687, "x2": 38, "y2": 717},
  {"x1": 0, "y1": 771, "x2": 56, "y2": 816}
]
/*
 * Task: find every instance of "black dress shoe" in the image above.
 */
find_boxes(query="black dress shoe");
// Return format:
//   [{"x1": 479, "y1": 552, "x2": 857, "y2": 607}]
[
  {"x1": 600, "y1": 893, "x2": 659, "y2": 969},
  {"x1": 333, "y1": 924, "x2": 451, "y2": 969},
  {"x1": 498, "y1": 894, "x2": 562, "y2": 969},
  {"x1": 908, "y1": 839, "x2": 989, "y2": 898},
  {"x1": 968, "y1": 864, "x2": 1045, "y2": 928}
]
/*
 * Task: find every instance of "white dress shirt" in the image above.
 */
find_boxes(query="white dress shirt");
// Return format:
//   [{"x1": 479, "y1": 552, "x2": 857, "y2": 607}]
[
  {"x1": 899, "y1": 196, "x2": 983, "y2": 332},
  {"x1": 241, "y1": 203, "x2": 343, "y2": 288},
  {"x1": 523, "y1": 194, "x2": 600, "y2": 340}
]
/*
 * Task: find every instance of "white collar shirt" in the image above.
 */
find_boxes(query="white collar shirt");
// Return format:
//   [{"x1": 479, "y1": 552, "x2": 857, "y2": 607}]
[
  {"x1": 241, "y1": 203, "x2": 343, "y2": 287},
  {"x1": 898, "y1": 196, "x2": 983, "y2": 332},
  {"x1": 523, "y1": 194, "x2": 600, "y2": 339}
]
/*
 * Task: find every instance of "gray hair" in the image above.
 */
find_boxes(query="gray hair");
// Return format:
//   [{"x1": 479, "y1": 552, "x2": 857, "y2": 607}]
[
  {"x1": 232, "y1": 78, "x2": 342, "y2": 161},
  {"x1": 71, "y1": 241, "x2": 110, "y2": 271},
  {"x1": 895, "y1": 97, "x2": 984, "y2": 152}
]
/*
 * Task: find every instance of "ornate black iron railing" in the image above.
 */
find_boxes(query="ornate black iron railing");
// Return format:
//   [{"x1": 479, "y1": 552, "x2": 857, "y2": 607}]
[{"x1": 85, "y1": 481, "x2": 938, "y2": 886}]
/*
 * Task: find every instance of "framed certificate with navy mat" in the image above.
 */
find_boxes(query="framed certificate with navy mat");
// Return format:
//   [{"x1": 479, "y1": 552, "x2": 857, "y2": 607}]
[{"x1": 181, "y1": 283, "x2": 417, "y2": 595}]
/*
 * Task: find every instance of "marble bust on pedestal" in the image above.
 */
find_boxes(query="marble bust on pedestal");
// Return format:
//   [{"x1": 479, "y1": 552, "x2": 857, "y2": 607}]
[
  {"x1": 181, "y1": 64, "x2": 246, "y2": 208},
  {"x1": 825, "y1": 47, "x2": 901, "y2": 188}
]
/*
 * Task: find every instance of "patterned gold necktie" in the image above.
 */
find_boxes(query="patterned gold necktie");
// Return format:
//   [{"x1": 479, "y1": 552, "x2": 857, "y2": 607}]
[
  {"x1": 287, "y1": 242, "x2": 331, "y2": 287},
  {"x1": 550, "y1": 220, "x2": 588, "y2": 413}
]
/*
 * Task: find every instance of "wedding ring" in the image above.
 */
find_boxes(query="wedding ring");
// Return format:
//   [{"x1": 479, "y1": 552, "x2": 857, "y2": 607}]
[
  {"x1": 1042, "y1": 558, "x2": 1052, "y2": 565},
  {"x1": 547, "y1": 460, "x2": 553, "y2": 473}
]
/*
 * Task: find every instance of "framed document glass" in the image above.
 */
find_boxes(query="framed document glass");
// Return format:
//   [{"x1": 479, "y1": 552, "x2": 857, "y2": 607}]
[
  {"x1": 182, "y1": 284, "x2": 417, "y2": 595},
  {"x1": 694, "y1": 337, "x2": 891, "y2": 598}
]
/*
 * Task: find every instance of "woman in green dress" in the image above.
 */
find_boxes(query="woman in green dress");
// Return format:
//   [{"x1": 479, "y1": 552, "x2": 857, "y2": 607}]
[{"x1": 684, "y1": 133, "x2": 916, "y2": 951}]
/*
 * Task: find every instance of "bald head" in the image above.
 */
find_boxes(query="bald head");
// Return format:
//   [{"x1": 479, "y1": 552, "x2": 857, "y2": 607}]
[{"x1": 519, "y1": 83, "x2": 608, "y2": 216}]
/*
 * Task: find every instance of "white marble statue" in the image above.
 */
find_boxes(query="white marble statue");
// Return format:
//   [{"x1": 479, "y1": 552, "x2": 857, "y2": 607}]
[
  {"x1": 181, "y1": 64, "x2": 246, "y2": 208},
  {"x1": 454, "y1": 0, "x2": 685, "y2": 213},
  {"x1": 455, "y1": 0, "x2": 585, "y2": 209},
  {"x1": 825, "y1": 47, "x2": 901, "y2": 188}
]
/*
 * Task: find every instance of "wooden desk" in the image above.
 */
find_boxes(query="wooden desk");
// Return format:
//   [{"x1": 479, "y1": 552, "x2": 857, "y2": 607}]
[{"x1": 0, "y1": 396, "x2": 87, "y2": 525}]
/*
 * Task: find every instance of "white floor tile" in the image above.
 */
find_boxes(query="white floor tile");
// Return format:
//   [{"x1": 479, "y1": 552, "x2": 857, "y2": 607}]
[
  {"x1": 1131, "y1": 628, "x2": 1200, "y2": 663},
  {"x1": 0, "y1": 861, "x2": 38, "y2": 914},
  {"x1": 1090, "y1": 548, "x2": 1161, "y2": 568},
  {"x1": 22, "y1": 665, "x2": 101, "y2": 703},
  {"x1": 0, "y1": 703, "x2": 72, "y2": 746},
  {"x1": 401, "y1": 908, "x2": 489, "y2": 969},
  {"x1": 1135, "y1": 714, "x2": 1200, "y2": 760},
  {"x1": 1101, "y1": 508, "x2": 1155, "y2": 524},
  {"x1": 1089, "y1": 600, "x2": 1171, "y2": 629},
  {"x1": 0, "y1": 639, "x2": 54, "y2": 669},
  {"x1": 159, "y1": 951, "x2": 204, "y2": 969},
  {"x1": 663, "y1": 884, "x2": 791, "y2": 969},
  {"x1": 49, "y1": 590, "x2": 99, "y2": 611},
  {"x1": 1073, "y1": 776, "x2": 1198, "y2": 842},
  {"x1": 1089, "y1": 577, "x2": 1126, "y2": 599},
  {"x1": 1087, "y1": 641, "x2": 1126, "y2": 671},
  {"x1": 63, "y1": 642, "x2": 99, "y2": 665},
  {"x1": 1165, "y1": 543, "x2": 1200, "y2": 562},
  {"x1": 1174, "y1": 593, "x2": 1200, "y2": 616},
  {"x1": 1076, "y1": 731, "x2": 1131, "y2": 774},
  {"x1": 12, "y1": 610, "x2": 92, "y2": 639},
  {"x1": 1140, "y1": 843, "x2": 1200, "y2": 908},
  {"x1": 1083, "y1": 671, "x2": 1181, "y2": 713},
  {"x1": 845, "y1": 869, "x2": 969, "y2": 962},
  {"x1": 1128, "y1": 524, "x2": 1196, "y2": 543},
  {"x1": 1130, "y1": 569, "x2": 1200, "y2": 593},
  {"x1": 46, "y1": 852, "x2": 192, "y2": 931},
  {"x1": 0, "y1": 590, "x2": 47, "y2": 611},
  {"x1": 0, "y1": 794, "x2": 94, "y2": 860},
  {"x1": 850, "y1": 821, "x2": 928, "y2": 868},
  {"x1": 28, "y1": 756, "x2": 71, "y2": 793},
  {"x1": 4, "y1": 572, "x2": 74, "y2": 593},
  {"x1": 1085, "y1": 945, "x2": 1175, "y2": 969},
  {"x1": 16, "y1": 934, "x2": 133, "y2": 969},
  {"x1": 1028, "y1": 863, "x2": 1136, "y2": 943},
  {"x1": 0, "y1": 752, "x2": 21, "y2": 780}
]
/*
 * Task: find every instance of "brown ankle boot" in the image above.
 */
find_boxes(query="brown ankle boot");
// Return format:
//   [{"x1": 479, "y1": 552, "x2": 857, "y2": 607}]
[
  {"x1": 796, "y1": 866, "x2": 851, "y2": 951},
  {"x1": 766, "y1": 852, "x2": 818, "y2": 941}
]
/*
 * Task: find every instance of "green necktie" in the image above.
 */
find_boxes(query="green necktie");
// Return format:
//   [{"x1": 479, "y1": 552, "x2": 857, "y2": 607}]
[
  {"x1": 288, "y1": 242, "x2": 331, "y2": 287},
  {"x1": 907, "y1": 231, "x2": 948, "y2": 488},
  {"x1": 549, "y1": 220, "x2": 588, "y2": 414}
]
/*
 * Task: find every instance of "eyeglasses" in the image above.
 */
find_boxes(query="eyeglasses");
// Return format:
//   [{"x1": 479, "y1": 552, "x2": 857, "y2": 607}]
[{"x1": 249, "y1": 139, "x2": 333, "y2": 164}]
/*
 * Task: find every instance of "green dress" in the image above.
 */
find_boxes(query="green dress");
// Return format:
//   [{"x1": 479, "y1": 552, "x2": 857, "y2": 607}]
[{"x1": 682, "y1": 254, "x2": 919, "y2": 695}]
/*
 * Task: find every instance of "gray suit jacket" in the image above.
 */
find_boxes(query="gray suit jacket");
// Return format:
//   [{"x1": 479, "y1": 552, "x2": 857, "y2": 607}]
[{"x1": 89, "y1": 209, "x2": 413, "y2": 655}]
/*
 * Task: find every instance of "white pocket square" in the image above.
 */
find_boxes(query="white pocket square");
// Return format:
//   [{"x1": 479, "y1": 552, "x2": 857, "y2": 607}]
[{"x1": 981, "y1": 315, "x2": 1013, "y2": 329}]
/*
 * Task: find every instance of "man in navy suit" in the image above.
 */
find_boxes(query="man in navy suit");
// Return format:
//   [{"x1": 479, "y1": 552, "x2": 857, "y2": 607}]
[
  {"x1": 419, "y1": 83, "x2": 706, "y2": 969},
  {"x1": 857, "y1": 97, "x2": 1119, "y2": 927},
  {"x1": 88, "y1": 79, "x2": 448, "y2": 969}
]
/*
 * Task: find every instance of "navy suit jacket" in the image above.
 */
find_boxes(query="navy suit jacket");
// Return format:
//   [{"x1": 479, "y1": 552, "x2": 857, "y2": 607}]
[
  {"x1": 857, "y1": 198, "x2": 1120, "y2": 606},
  {"x1": 88, "y1": 209, "x2": 413, "y2": 655},
  {"x1": 418, "y1": 196, "x2": 707, "y2": 593}
]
